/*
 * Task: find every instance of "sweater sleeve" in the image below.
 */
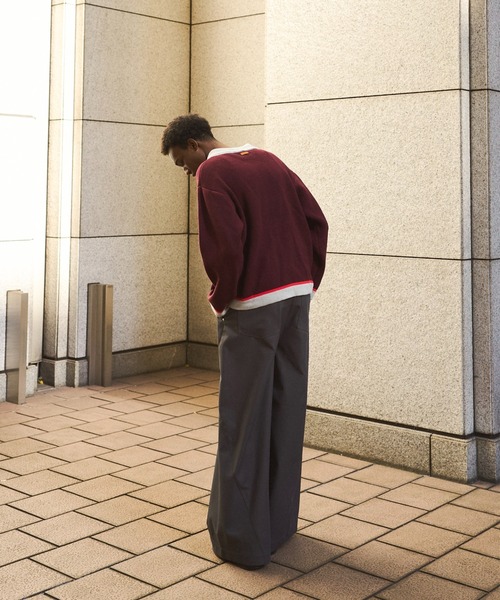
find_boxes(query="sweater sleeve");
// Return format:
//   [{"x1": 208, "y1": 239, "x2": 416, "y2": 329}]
[
  {"x1": 292, "y1": 173, "x2": 329, "y2": 291},
  {"x1": 197, "y1": 185, "x2": 245, "y2": 314}
]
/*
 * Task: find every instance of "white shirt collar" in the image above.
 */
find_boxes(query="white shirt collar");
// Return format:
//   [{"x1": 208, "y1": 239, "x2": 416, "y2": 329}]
[{"x1": 207, "y1": 144, "x2": 256, "y2": 159}]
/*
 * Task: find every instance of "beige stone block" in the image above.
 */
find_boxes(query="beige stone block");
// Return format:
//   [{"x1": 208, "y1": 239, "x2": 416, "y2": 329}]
[
  {"x1": 308, "y1": 254, "x2": 473, "y2": 435},
  {"x1": 192, "y1": 0, "x2": 264, "y2": 23},
  {"x1": 0, "y1": 559, "x2": 70, "y2": 599},
  {"x1": 267, "y1": 0, "x2": 465, "y2": 103},
  {"x1": 81, "y1": 6, "x2": 189, "y2": 123},
  {"x1": 189, "y1": 236, "x2": 218, "y2": 344},
  {"x1": 79, "y1": 121, "x2": 187, "y2": 237},
  {"x1": 477, "y1": 437, "x2": 500, "y2": 482},
  {"x1": 69, "y1": 235, "x2": 187, "y2": 357},
  {"x1": 305, "y1": 411, "x2": 430, "y2": 474},
  {"x1": 470, "y1": 0, "x2": 500, "y2": 91},
  {"x1": 266, "y1": 91, "x2": 470, "y2": 259},
  {"x1": 430, "y1": 435, "x2": 478, "y2": 482},
  {"x1": 79, "y1": 0, "x2": 190, "y2": 23},
  {"x1": 378, "y1": 571, "x2": 484, "y2": 600},
  {"x1": 191, "y1": 15, "x2": 265, "y2": 126}
]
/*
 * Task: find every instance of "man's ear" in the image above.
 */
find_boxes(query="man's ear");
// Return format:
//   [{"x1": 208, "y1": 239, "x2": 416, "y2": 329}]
[{"x1": 187, "y1": 138, "x2": 199, "y2": 151}]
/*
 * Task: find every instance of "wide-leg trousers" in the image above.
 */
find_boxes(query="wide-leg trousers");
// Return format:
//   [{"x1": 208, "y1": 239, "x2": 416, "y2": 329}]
[{"x1": 207, "y1": 294, "x2": 310, "y2": 567}]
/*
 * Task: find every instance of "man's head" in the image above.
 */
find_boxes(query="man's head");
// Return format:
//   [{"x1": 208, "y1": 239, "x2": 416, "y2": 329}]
[{"x1": 161, "y1": 114, "x2": 218, "y2": 176}]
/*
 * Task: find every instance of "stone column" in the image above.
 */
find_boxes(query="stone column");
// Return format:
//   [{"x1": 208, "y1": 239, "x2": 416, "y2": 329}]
[
  {"x1": 43, "y1": 1, "x2": 190, "y2": 386},
  {"x1": 266, "y1": 0, "x2": 484, "y2": 481},
  {"x1": 470, "y1": 0, "x2": 500, "y2": 481}
]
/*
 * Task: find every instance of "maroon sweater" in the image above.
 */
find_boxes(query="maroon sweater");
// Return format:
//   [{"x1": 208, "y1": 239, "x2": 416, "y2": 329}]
[{"x1": 196, "y1": 148, "x2": 329, "y2": 315}]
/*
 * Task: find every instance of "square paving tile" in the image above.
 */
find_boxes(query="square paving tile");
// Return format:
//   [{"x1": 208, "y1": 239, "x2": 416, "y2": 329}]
[
  {"x1": 0, "y1": 423, "x2": 45, "y2": 441},
  {"x1": 47, "y1": 568, "x2": 155, "y2": 600},
  {"x1": 181, "y1": 425, "x2": 219, "y2": 443},
  {"x1": 167, "y1": 413, "x2": 219, "y2": 429},
  {"x1": 102, "y1": 446, "x2": 166, "y2": 466},
  {"x1": 130, "y1": 479, "x2": 207, "y2": 507},
  {"x1": 300, "y1": 514, "x2": 389, "y2": 548},
  {"x1": 461, "y1": 527, "x2": 500, "y2": 559},
  {"x1": 52, "y1": 457, "x2": 124, "y2": 480},
  {"x1": 0, "y1": 452, "x2": 66, "y2": 475},
  {"x1": 142, "y1": 577, "x2": 247, "y2": 599},
  {"x1": 113, "y1": 462, "x2": 186, "y2": 486},
  {"x1": 9, "y1": 489, "x2": 94, "y2": 518},
  {"x1": 272, "y1": 533, "x2": 345, "y2": 572},
  {"x1": 300, "y1": 459, "x2": 354, "y2": 483},
  {"x1": 312, "y1": 477, "x2": 387, "y2": 504},
  {"x1": 199, "y1": 562, "x2": 301, "y2": 598},
  {"x1": 160, "y1": 449, "x2": 216, "y2": 472},
  {"x1": 16, "y1": 403, "x2": 75, "y2": 418},
  {"x1": 21, "y1": 511, "x2": 111, "y2": 545},
  {"x1": 0, "y1": 559, "x2": 70, "y2": 599},
  {"x1": 0, "y1": 530, "x2": 53, "y2": 565},
  {"x1": 285, "y1": 562, "x2": 389, "y2": 600},
  {"x1": 258, "y1": 588, "x2": 314, "y2": 599},
  {"x1": 379, "y1": 483, "x2": 459, "y2": 510},
  {"x1": 452, "y1": 489, "x2": 500, "y2": 516},
  {"x1": 127, "y1": 422, "x2": 190, "y2": 439},
  {"x1": 27, "y1": 415, "x2": 87, "y2": 431},
  {"x1": 94, "y1": 517, "x2": 185, "y2": 553},
  {"x1": 166, "y1": 385, "x2": 215, "y2": 397},
  {"x1": 0, "y1": 485, "x2": 27, "y2": 504},
  {"x1": 31, "y1": 427, "x2": 97, "y2": 446},
  {"x1": 140, "y1": 391, "x2": 191, "y2": 405},
  {"x1": 148, "y1": 500, "x2": 208, "y2": 533},
  {"x1": 175, "y1": 466, "x2": 214, "y2": 491},
  {"x1": 143, "y1": 434, "x2": 208, "y2": 454},
  {"x1": 183, "y1": 394, "x2": 219, "y2": 408},
  {"x1": 298, "y1": 491, "x2": 351, "y2": 522},
  {"x1": 41, "y1": 441, "x2": 109, "y2": 462},
  {"x1": 77, "y1": 494, "x2": 164, "y2": 525},
  {"x1": 99, "y1": 399, "x2": 160, "y2": 413},
  {"x1": 113, "y1": 545, "x2": 214, "y2": 587},
  {"x1": 124, "y1": 382, "x2": 172, "y2": 395},
  {"x1": 170, "y1": 529, "x2": 223, "y2": 563},
  {"x1": 112, "y1": 409, "x2": 170, "y2": 425},
  {"x1": 0, "y1": 504, "x2": 39, "y2": 532},
  {"x1": 379, "y1": 521, "x2": 470, "y2": 557},
  {"x1": 377, "y1": 572, "x2": 484, "y2": 600},
  {"x1": 150, "y1": 402, "x2": 198, "y2": 417},
  {"x1": 418, "y1": 504, "x2": 500, "y2": 535},
  {"x1": 66, "y1": 406, "x2": 122, "y2": 422},
  {"x1": 347, "y1": 464, "x2": 420, "y2": 488},
  {"x1": 340, "y1": 498, "x2": 426, "y2": 528},
  {"x1": 423, "y1": 548, "x2": 500, "y2": 591},
  {"x1": 412, "y1": 475, "x2": 474, "y2": 495},
  {"x1": 83, "y1": 430, "x2": 151, "y2": 450},
  {"x1": 1, "y1": 470, "x2": 78, "y2": 495},
  {"x1": 335, "y1": 539, "x2": 431, "y2": 581},
  {"x1": 74, "y1": 419, "x2": 133, "y2": 435},
  {"x1": 33, "y1": 537, "x2": 132, "y2": 577},
  {"x1": 63, "y1": 474, "x2": 143, "y2": 501},
  {"x1": 0, "y1": 438, "x2": 54, "y2": 457}
]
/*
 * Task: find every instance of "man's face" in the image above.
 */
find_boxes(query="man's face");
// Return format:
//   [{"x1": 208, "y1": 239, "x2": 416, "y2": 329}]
[{"x1": 169, "y1": 139, "x2": 206, "y2": 177}]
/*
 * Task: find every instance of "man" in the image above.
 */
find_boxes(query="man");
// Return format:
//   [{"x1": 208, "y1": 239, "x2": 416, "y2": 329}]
[{"x1": 161, "y1": 114, "x2": 328, "y2": 570}]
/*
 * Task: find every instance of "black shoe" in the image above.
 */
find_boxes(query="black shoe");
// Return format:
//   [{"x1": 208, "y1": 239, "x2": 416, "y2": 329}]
[{"x1": 233, "y1": 562, "x2": 266, "y2": 571}]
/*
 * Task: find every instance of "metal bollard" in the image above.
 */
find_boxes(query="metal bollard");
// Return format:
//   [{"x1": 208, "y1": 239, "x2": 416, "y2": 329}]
[
  {"x1": 87, "y1": 283, "x2": 113, "y2": 387},
  {"x1": 5, "y1": 290, "x2": 29, "y2": 404}
]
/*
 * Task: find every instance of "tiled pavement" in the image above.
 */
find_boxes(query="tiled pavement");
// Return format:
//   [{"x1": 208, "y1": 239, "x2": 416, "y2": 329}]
[{"x1": 0, "y1": 367, "x2": 499, "y2": 600}]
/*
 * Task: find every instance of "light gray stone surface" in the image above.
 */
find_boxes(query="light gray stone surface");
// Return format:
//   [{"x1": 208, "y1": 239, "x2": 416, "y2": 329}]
[
  {"x1": 267, "y1": 0, "x2": 463, "y2": 103},
  {"x1": 191, "y1": 15, "x2": 265, "y2": 126},
  {"x1": 77, "y1": 0, "x2": 190, "y2": 23},
  {"x1": 308, "y1": 255, "x2": 473, "y2": 435},
  {"x1": 304, "y1": 411, "x2": 430, "y2": 474},
  {"x1": 188, "y1": 237, "x2": 217, "y2": 345},
  {"x1": 192, "y1": 0, "x2": 265, "y2": 24},
  {"x1": 430, "y1": 436, "x2": 477, "y2": 482},
  {"x1": 80, "y1": 5, "x2": 189, "y2": 124},
  {"x1": 266, "y1": 92, "x2": 470, "y2": 259},
  {"x1": 187, "y1": 343, "x2": 219, "y2": 372},
  {"x1": 113, "y1": 343, "x2": 187, "y2": 379},
  {"x1": 476, "y1": 436, "x2": 500, "y2": 481}
]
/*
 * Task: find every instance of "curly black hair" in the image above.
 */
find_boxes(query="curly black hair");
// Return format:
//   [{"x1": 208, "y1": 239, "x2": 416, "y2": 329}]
[{"x1": 161, "y1": 114, "x2": 215, "y2": 155}]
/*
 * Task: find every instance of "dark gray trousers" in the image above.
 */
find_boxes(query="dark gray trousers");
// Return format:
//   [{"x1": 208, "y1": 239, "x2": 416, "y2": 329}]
[{"x1": 207, "y1": 295, "x2": 310, "y2": 567}]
